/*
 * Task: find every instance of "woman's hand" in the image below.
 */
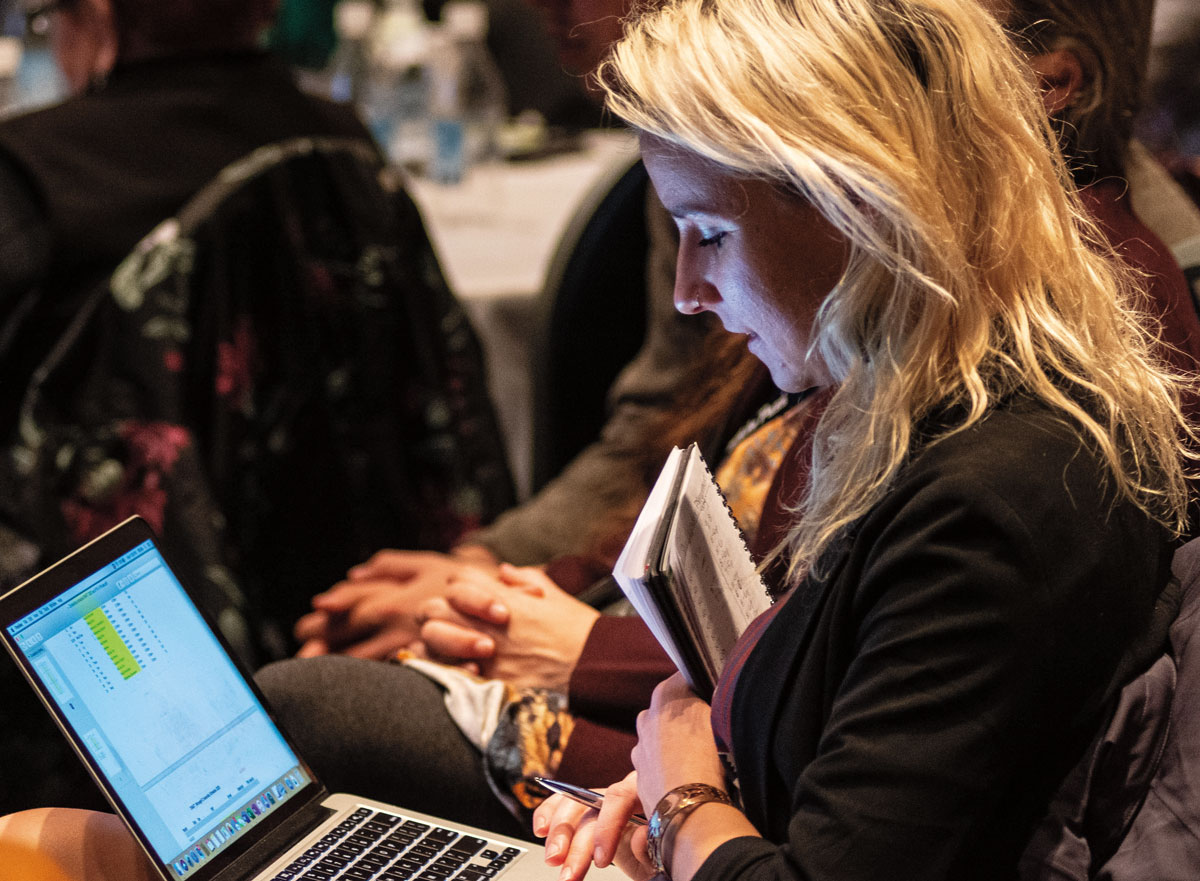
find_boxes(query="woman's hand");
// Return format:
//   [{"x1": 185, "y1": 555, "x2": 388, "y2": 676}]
[
  {"x1": 413, "y1": 565, "x2": 600, "y2": 691},
  {"x1": 533, "y1": 773, "x2": 656, "y2": 881},
  {"x1": 293, "y1": 550, "x2": 499, "y2": 658},
  {"x1": 628, "y1": 674, "x2": 760, "y2": 881},
  {"x1": 632, "y1": 673, "x2": 727, "y2": 808}
]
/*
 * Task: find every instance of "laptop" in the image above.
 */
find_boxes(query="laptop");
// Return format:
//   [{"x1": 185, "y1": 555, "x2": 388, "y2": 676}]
[{"x1": 0, "y1": 517, "x2": 605, "y2": 881}]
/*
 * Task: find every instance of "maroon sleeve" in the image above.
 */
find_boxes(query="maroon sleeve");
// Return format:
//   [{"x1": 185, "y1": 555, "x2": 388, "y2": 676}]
[
  {"x1": 568, "y1": 615, "x2": 674, "y2": 725},
  {"x1": 1082, "y1": 181, "x2": 1200, "y2": 381},
  {"x1": 554, "y1": 717, "x2": 639, "y2": 787},
  {"x1": 556, "y1": 616, "x2": 674, "y2": 785},
  {"x1": 542, "y1": 554, "x2": 616, "y2": 596}
]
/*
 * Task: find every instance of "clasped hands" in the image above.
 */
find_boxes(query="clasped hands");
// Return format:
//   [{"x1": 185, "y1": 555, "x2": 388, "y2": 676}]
[{"x1": 293, "y1": 549, "x2": 599, "y2": 692}]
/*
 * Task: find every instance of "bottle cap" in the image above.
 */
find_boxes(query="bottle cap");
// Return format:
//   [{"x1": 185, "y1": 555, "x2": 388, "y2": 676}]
[
  {"x1": 443, "y1": 0, "x2": 488, "y2": 39},
  {"x1": 334, "y1": 0, "x2": 376, "y2": 41}
]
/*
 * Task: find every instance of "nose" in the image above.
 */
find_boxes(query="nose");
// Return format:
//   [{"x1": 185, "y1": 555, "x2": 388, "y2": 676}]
[{"x1": 673, "y1": 242, "x2": 714, "y2": 315}]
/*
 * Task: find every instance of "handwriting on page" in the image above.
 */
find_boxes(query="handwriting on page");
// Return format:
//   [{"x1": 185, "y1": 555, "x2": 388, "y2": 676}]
[
  {"x1": 670, "y1": 497, "x2": 741, "y2": 678},
  {"x1": 667, "y1": 455, "x2": 770, "y2": 681}
]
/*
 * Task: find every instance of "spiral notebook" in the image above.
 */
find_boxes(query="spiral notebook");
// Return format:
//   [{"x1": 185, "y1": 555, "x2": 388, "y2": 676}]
[{"x1": 612, "y1": 444, "x2": 772, "y2": 700}]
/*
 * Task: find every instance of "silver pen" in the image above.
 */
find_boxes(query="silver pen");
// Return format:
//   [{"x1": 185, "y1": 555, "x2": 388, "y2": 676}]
[{"x1": 533, "y1": 776, "x2": 648, "y2": 826}]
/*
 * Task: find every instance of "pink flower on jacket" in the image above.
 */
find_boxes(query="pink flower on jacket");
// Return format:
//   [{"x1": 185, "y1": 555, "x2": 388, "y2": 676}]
[
  {"x1": 216, "y1": 317, "x2": 256, "y2": 412},
  {"x1": 62, "y1": 421, "x2": 193, "y2": 542}
]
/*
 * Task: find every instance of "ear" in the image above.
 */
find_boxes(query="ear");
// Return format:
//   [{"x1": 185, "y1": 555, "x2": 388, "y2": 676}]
[
  {"x1": 1028, "y1": 46, "x2": 1088, "y2": 116},
  {"x1": 54, "y1": 0, "x2": 119, "y2": 92}
]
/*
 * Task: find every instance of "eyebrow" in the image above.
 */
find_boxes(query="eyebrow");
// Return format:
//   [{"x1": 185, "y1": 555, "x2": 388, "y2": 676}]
[{"x1": 666, "y1": 201, "x2": 723, "y2": 220}]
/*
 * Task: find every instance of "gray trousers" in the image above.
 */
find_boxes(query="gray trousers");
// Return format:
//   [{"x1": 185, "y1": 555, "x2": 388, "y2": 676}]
[{"x1": 255, "y1": 655, "x2": 530, "y2": 840}]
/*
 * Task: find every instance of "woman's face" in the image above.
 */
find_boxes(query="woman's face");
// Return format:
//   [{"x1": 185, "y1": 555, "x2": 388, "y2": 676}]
[{"x1": 642, "y1": 138, "x2": 849, "y2": 393}]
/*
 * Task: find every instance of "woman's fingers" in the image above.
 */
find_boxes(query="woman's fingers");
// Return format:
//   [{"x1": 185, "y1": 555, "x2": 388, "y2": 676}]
[
  {"x1": 534, "y1": 794, "x2": 594, "y2": 864},
  {"x1": 591, "y1": 773, "x2": 640, "y2": 868},
  {"x1": 532, "y1": 777, "x2": 648, "y2": 881},
  {"x1": 420, "y1": 619, "x2": 496, "y2": 660},
  {"x1": 443, "y1": 579, "x2": 511, "y2": 625}
]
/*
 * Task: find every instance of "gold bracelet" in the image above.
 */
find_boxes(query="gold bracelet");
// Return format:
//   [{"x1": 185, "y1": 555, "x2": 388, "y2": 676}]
[{"x1": 646, "y1": 784, "x2": 733, "y2": 877}]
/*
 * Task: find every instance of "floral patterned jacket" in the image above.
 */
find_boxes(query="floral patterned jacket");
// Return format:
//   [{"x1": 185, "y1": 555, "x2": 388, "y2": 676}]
[{"x1": 0, "y1": 137, "x2": 514, "y2": 663}]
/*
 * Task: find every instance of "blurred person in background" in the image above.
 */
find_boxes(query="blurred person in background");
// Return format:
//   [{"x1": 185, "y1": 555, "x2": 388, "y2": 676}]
[
  {"x1": 996, "y1": 0, "x2": 1200, "y2": 317},
  {"x1": 1134, "y1": 0, "x2": 1200, "y2": 295},
  {"x1": 0, "y1": 0, "x2": 377, "y2": 816},
  {"x1": 0, "y1": 0, "x2": 373, "y2": 426}
]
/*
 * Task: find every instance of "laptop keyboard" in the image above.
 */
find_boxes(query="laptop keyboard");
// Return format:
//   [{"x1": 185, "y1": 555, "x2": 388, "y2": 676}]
[{"x1": 271, "y1": 808, "x2": 525, "y2": 881}]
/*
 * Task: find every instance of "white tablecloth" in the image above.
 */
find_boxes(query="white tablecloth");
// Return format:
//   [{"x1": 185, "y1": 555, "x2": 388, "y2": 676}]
[{"x1": 406, "y1": 130, "x2": 640, "y2": 498}]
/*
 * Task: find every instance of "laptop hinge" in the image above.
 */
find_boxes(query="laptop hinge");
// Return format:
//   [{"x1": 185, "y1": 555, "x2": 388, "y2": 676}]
[{"x1": 207, "y1": 789, "x2": 335, "y2": 881}]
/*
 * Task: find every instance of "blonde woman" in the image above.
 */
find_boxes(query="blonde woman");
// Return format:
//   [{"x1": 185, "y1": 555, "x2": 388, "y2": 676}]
[
  {"x1": 0, "y1": 0, "x2": 1191, "y2": 878},
  {"x1": 533, "y1": 1, "x2": 1193, "y2": 880}
]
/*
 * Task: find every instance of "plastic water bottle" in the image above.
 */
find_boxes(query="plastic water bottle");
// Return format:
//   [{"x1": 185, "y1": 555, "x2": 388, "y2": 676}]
[
  {"x1": 0, "y1": 36, "x2": 22, "y2": 117},
  {"x1": 361, "y1": 0, "x2": 432, "y2": 168},
  {"x1": 427, "y1": 0, "x2": 508, "y2": 184},
  {"x1": 326, "y1": 0, "x2": 375, "y2": 105}
]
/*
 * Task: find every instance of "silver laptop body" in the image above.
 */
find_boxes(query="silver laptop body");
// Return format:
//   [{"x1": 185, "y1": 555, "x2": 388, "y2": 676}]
[{"x1": 0, "y1": 517, "x2": 602, "y2": 881}]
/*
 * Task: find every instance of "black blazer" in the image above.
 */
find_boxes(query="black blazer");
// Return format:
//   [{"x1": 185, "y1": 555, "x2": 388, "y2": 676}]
[
  {"x1": 708, "y1": 398, "x2": 1174, "y2": 881},
  {"x1": 0, "y1": 51, "x2": 373, "y2": 421}
]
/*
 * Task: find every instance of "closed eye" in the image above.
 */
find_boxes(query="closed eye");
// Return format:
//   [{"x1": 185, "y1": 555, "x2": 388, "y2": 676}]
[{"x1": 698, "y1": 232, "x2": 727, "y2": 248}]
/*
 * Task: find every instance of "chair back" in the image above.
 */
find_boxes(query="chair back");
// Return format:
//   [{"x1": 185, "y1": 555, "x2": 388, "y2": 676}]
[
  {"x1": 530, "y1": 158, "x2": 650, "y2": 491},
  {"x1": 1096, "y1": 538, "x2": 1200, "y2": 879},
  {"x1": 1019, "y1": 538, "x2": 1200, "y2": 879},
  {"x1": 0, "y1": 136, "x2": 515, "y2": 662}
]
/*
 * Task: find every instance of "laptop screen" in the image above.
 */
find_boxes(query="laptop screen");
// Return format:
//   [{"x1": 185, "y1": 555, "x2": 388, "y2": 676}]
[{"x1": 5, "y1": 534, "x2": 313, "y2": 879}]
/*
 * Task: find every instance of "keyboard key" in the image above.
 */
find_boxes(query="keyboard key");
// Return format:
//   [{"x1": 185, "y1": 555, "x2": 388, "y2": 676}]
[
  {"x1": 341, "y1": 867, "x2": 376, "y2": 881},
  {"x1": 453, "y1": 838, "x2": 487, "y2": 856}
]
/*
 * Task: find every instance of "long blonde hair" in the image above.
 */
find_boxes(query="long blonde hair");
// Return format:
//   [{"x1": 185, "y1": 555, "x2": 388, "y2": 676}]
[{"x1": 600, "y1": 0, "x2": 1193, "y2": 579}]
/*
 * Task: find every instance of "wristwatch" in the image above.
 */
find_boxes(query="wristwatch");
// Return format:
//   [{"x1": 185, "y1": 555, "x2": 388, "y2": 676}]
[{"x1": 646, "y1": 784, "x2": 734, "y2": 876}]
